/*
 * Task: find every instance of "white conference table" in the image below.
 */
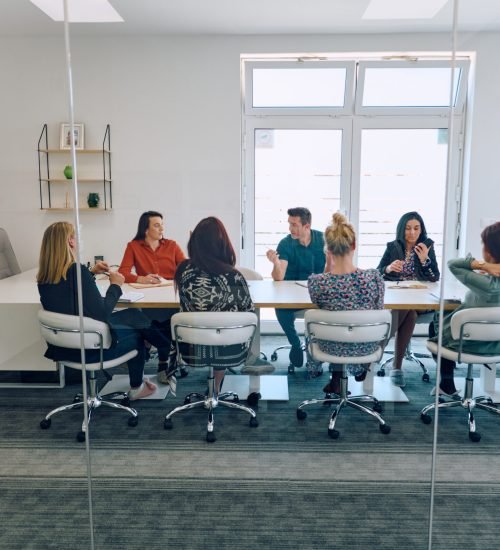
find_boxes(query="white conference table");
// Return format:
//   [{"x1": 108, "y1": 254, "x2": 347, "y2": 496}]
[{"x1": 0, "y1": 268, "x2": 475, "y2": 401}]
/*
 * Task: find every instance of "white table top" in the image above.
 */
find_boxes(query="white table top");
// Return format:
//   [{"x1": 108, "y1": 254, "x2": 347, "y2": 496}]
[{"x1": 0, "y1": 268, "x2": 463, "y2": 310}]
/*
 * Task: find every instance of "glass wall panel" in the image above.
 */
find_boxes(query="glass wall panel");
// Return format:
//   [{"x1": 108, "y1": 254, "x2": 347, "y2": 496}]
[
  {"x1": 0, "y1": 10, "x2": 93, "y2": 550},
  {"x1": 432, "y1": 1, "x2": 500, "y2": 548}
]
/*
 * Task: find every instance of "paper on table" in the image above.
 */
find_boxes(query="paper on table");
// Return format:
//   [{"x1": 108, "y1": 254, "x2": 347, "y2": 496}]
[
  {"x1": 129, "y1": 279, "x2": 173, "y2": 289},
  {"x1": 98, "y1": 286, "x2": 144, "y2": 303},
  {"x1": 388, "y1": 282, "x2": 428, "y2": 289}
]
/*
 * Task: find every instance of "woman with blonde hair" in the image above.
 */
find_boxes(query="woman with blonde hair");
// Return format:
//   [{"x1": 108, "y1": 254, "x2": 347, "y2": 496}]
[
  {"x1": 37, "y1": 221, "x2": 171, "y2": 400},
  {"x1": 308, "y1": 212, "x2": 385, "y2": 395}
]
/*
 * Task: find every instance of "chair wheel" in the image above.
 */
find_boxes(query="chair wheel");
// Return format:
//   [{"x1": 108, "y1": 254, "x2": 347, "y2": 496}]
[
  {"x1": 232, "y1": 395, "x2": 240, "y2": 403},
  {"x1": 247, "y1": 392, "x2": 261, "y2": 407},
  {"x1": 288, "y1": 365, "x2": 295, "y2": 374},
  {"x1": 76, "y1": 431, "x2": 86, "y2": 442},
  {"x1": 128, "y1": 416, "x2": 138, "y2": 427},
  {"x1": 469, "y1": 431, "x2": 481, "y2": 442},
  {"x1": 271, "y1": 352, "x2": 278, "y2": 362},
  {"x1": 206, "y1": 431, "x2": 216, "y2": 443},
  {"x1": 40, "y1": 418, "x2": 51, "y2": 430},
  {"x1": 164, "y1": 418, "x2": 173, "y2": 430},
  {"x1": 296, "y1": 409, "x2": 307, "y2": 420},
  {"x1": 373, "y1": 402, "x2": 383, "y2": 413},
  {"x1": 377, "y1": 369, "x2": 385, "y2": 377},
  {"x1": 122, "y1": 396, "x2": 131, "y2": 407},
  {"x1": 184, "y1": 396, "x2": 191, "y2": 405},
  {"x1": 249, "y1": 417, "x2": 259, "y2": 428},
  {"x1": 179, "y1": 367, "x2": 189, "y2": 378},
  {"x1": 379, "y1": 423, "x2": 391, "y2": 434},
  {"x1": 328, "y1": 428, "x2": 340, "y2": 439},
  {"x1": 421, "y1": 413, "x2": 432, "y2": 424},
  {"x1": 422, "y1": 373, "x2": 430, "y2": 382},
  {"x1": 73, "y1": 395, "x2": 82, "y2": 403}
]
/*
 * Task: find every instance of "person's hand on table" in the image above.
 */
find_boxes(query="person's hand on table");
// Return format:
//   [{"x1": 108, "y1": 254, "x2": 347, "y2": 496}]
[{"x1": 136, "y1": 274, "x2": 162, "y2": 285}]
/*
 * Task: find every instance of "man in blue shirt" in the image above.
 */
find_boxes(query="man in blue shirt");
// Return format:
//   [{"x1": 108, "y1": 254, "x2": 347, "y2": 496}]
[{"x1": 266, "y1": 207, "x2": 325, "y2": 368}]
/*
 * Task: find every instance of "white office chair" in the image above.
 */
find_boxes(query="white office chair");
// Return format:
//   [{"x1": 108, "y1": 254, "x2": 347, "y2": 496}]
[
  {"x1": 0, "y1": 228, "x2": 21, "y2": 280},
  {"x1": 164, "y1": 312, "x2": 259, "y2": 442},
  {"x1": 38, "y1": 310, "x2": 139, "y2": 442},
  {"x1": 297, "y1": 309, "x2": 392, "y2": 439},
  {"x1": 236, "y1": 266, "x2": 263, "y2": 281},
  {"x1": 420, "y1": 307, "x2": 500, "y2": 442}
]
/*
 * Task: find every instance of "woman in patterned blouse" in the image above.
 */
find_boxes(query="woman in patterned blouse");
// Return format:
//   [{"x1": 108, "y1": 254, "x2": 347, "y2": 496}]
[
  {"x1": 308, "y1": 212, "x2": 385, "y2": 395},
  {"x1": 170, "y1": 217, "x2": 257, "y2": 394},
  {"x1": 377, "y1": 211, "x2": 440, "y2": 388}
]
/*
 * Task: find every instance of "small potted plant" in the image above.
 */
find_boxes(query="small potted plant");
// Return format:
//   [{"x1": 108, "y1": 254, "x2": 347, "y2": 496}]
[{"x1": 87, "y1": 193, "x2": 100, "y2": 208}]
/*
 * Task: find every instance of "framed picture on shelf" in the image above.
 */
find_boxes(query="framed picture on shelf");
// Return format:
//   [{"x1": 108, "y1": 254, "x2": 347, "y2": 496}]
[{"x1": 60, "y1": 123, "x2": 84, "y2": 150}]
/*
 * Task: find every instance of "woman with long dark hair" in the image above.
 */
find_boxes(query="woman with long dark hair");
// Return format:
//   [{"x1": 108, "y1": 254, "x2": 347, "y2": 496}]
[
  {"x1": 169, "y1": 217, "x2": 273, "y2": 393},
  {"x1": 119, "y1": 211, "x2": 186, "y2": 382},
  {"x1": 377, "y1": 211, "x2": 440, "y2": 388}
]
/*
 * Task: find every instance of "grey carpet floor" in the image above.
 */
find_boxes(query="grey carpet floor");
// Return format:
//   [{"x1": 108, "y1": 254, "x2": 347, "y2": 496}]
[{"x1": 0, "y1": 336, "x2": 500, "y2": 549}]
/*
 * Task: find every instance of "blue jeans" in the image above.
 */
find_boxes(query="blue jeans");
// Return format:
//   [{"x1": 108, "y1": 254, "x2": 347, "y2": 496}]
[{"x1": 275, "y1": 308, "x2": 302, "y2": 349}]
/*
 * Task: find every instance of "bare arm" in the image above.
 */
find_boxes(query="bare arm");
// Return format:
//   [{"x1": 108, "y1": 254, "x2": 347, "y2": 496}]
[{"x1": 266, "y1": 249, "x2": 288, "y2": 281}]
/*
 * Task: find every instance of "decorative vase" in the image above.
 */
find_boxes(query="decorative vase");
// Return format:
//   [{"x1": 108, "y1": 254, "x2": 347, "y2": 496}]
[
  {"x1": 63, "y1": 165, "x2": 73, "y2": 179},
  {"x1": 87, "y1": 193, "x2": 100, "y2": 208}
]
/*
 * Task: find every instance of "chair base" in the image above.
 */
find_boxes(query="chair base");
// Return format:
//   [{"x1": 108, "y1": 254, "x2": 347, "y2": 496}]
[
  {"x1": 420, "y1": 364, "x2": 500, "y2": 442},
  {"x1": 297, "y1": 370, "x2": 391, "y2": 439},
  {"x1": 40, "y1": 374, "x2": 138, "y2": 442},
  {"x1": 377, "y1": 347, "x2": 430, "y2": 382},
  {"x1": 164, "y1": 367, "x2": 258, "y2": 442}
]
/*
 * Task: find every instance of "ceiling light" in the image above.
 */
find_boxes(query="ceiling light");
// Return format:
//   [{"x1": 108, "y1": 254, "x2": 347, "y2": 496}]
[
  {"x1": 363, "y1": 0, "x2": 449, "y2": 20},
  {"x1": 30, "y1": 0, "x2": 123, "y2": 23}
]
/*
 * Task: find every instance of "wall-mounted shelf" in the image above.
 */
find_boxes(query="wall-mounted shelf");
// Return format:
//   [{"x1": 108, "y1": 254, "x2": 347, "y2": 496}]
[{"x1": 37, "y1": 124, "x2": 112, "y2": 210}]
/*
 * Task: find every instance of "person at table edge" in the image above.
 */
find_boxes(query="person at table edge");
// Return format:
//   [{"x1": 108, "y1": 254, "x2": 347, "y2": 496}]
[
  {"x1": 266, "y1": 207, "x2": 325, "y2": 369},
  {"x1": 119, "y1": 210, "x2": 186, "y2": 384}
]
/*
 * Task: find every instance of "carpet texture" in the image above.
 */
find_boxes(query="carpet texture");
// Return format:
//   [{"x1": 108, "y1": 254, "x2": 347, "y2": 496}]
[{"x1": 0, "y1": 336, "x2": 499, "y2": 549}]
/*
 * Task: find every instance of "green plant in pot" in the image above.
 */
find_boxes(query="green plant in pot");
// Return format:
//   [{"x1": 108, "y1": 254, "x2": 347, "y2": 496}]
[{"x1": 87, "y1": 193, "x2": 100, "y2": 208}]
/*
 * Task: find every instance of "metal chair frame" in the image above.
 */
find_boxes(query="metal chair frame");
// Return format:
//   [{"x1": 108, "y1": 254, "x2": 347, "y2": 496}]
[
  {"x1": 420, "y1": 314, "x2": 500, "y2": 442},
  {"x1": 297, "y1": 310, "x2": 392, "y2": 439},
  {"x1": 39, "y1": 316, "x2": 138, "y2": 442},
  {"x1": 164, "y1": 314, "x2": 259, "y2": 442}
]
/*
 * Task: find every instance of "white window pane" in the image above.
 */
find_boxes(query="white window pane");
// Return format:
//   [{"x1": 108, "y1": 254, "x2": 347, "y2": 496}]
[
  {"x1": 362, "y1": 68, "x2": 461, "y2": 107},
  {"x1": 254, "y1": 129, "x2": 342, "y2": 277},
  {"x1": 253, "y1": 68, "x2": 346, "y2": 108},
  {"x1": 358, "y1": 129, "x2": 447, "y2": 269}
]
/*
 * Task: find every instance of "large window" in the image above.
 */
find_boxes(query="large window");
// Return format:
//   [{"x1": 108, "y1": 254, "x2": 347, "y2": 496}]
[{"x1": 242, "y1": 56, "x2": 469, "y2": 272}]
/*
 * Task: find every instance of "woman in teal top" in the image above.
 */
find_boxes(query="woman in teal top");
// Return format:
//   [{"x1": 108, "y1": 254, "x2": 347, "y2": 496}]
[{"x1": 431, "y1": 222, "x2": 500, "y2": 396}]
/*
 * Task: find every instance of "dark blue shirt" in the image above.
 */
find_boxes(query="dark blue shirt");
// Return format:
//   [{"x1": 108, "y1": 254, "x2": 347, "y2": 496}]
[{"x1": 276, "y1": 229, "x2": 325, "y2": 280}]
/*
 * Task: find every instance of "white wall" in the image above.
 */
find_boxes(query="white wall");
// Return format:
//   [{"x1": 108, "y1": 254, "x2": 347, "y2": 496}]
[{"x1": 0, "y1": 31, "x2": 499, "y2": 270}]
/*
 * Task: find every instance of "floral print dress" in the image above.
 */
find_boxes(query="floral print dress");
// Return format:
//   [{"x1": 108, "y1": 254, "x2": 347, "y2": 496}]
[{"x1": 308, "y1": 269, "x2": 385, "y2": 359}]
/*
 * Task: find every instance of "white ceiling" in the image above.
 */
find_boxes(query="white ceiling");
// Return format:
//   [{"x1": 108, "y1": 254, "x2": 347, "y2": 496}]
[{"x1": 3, "y1": 0, "x2": 500, "y2": 36}]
